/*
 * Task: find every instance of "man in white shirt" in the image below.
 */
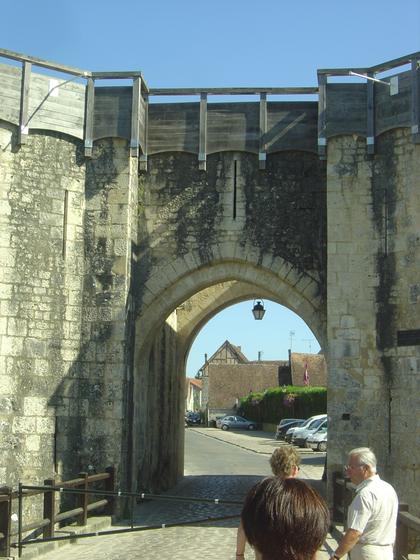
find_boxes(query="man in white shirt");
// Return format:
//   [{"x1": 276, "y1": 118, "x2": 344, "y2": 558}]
[{"x1": 330, "y1": 447, "x2": 398, "y2": 560}]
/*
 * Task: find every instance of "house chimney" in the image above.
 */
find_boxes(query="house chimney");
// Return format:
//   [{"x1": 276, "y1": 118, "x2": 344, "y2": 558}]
[{"x1": 204, "y1": 353, "x2": 208, "y2": 363}]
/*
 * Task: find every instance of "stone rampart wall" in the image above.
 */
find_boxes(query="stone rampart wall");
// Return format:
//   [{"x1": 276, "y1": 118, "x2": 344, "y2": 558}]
[{"x1": 327, "y1": 129, "x2": 420, "y2": 515}]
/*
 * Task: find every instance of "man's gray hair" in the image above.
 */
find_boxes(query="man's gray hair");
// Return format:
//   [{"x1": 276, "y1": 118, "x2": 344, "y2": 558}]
[{"x1": 349, "y1": 447, "x2": 377, "y2": 473}]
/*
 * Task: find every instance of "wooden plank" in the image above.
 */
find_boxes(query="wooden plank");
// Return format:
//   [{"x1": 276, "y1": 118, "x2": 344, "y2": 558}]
[
  {"x1": 91, "y1": 71, "x2": 143, "y2": 80},
  {"x1": 18, "y1": 61, "x2": 31, "y2": 144},
  {"x1": 0, "y1": 47, "x2": 90, "y2": 77},
  {"x1": 317, "y1": 74, "x2": 327, "y2": 159},
  {"x1": 84, "y1": 78, "x2": 95, "y2": 157},
  {"x1": 259, "y1": 93, "x2": 267, "y2": 169},
  {"x1": 266, "y1": 102, "x2": 318, "y2": 153},
  {"x1": 130, "y1": 77, "x2": 141, "y2": 157},
  {"x1": 206, "y1": 103, "x2": 259, "y2": 154},
  {"x1": 147, "y1": 103, "x2": 199, "y2": 154},
  {"x1": 93, "y1": 87, "x2": 132, "y2": 141},
  {"x1": 150, "y1": 87, "x2": 318, "y2": 96},
  {"x1": 375, "y1": 71, "x2": 411, "y2": 136},
  {"x1": 411, "y1": 59, "x2": 420, "y2": 143},
  {"x1": 325, "y1": 84, "x2": 366, "y2": 137},
  {"x1": 139, "y1": 94, "x2": 149, "y2": 171},
  {"x1": 199, "y1": 93, "x2": 207, "y2": 170},
  {"x1": 366, "y1": 73, "x2": 375, "y2": 155},
  {"x1": 371, "y1": 50, "x2": 420, "y2": 74}
]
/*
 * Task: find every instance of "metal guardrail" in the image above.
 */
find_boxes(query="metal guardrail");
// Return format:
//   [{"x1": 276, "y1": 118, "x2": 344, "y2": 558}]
[
  {"x1": 0, "y1": 470, "x2": 243, "y2": 558},
  {"x1": 332, "y1": 472, "x2": 420, "y2": 559}
]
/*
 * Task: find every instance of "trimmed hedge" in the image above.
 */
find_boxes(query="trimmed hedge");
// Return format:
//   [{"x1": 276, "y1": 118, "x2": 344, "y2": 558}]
[{"x1": 238, "y1": 386, "x2": 327, "y2": 424}]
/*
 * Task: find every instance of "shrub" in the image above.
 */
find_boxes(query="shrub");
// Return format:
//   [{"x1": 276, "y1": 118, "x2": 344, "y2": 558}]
[{"x1": 238, "y1": 386, "x2": 327, "y2": 424}]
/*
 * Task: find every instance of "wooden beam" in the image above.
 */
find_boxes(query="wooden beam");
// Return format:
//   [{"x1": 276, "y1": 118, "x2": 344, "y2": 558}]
[
  {"x1": 317, "y1": 74, "x2": 327, "y2": 159},
  {"x1": 130, "y1": 77, "x2": 141, "y2": 158},
  {"x1": 411, "y1": 59, "x2": 420, "y2": 144},
  {"x1": 18, "y1": 61, "x2": 31, "y2": 145},
  {"x1": 139, "y1": 94, "x2": 149, "y2": 172},
  {"x1": 259, "y1": 93, "x2": 267, "y2": 169},
  {"x1": 84, "y1": 78, "x2": 95, "y2": 158},
  {"x1": 199, "y1": 93, "x2": 207, "y2": 171},
  {"x1": 366, "y1": 73, "x2": 375, "y2": 155},
  {"x1": 0, "y1": 47, "x2": 90, "y2": 77},
  {"x1": 149, "y1": 87, "x2": 318, "y2": 96}
]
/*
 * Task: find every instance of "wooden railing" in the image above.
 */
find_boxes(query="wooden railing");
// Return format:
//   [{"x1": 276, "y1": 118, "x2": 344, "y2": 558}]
[
  {"x1": 332, "y1": 472, "x2": 420, "y2": 559},
  {"x1": 0, "y1": 466, "x2": 115, "y2": 557}
]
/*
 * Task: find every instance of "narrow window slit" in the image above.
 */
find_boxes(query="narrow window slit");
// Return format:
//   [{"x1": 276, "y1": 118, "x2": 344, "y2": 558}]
[
  {"x1": 233, "y1": 160, "x2": 237, "y2": 220},
  {"x1": 62, "y1": 190, "x2": 68, "y2": 259}
]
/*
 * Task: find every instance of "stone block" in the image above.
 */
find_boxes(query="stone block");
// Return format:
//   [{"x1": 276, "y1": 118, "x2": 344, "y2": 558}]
[
  {"x1": 1, "y1": 336, "x2": 24, "y2": 357},
  {"x1": 12, "y1": 417, "x2": 37, "y2": 434},
  {"x1": 25, "y1": 433, "x2": 41, "y2": 452},
  {"x1": 23, "y1": 397, "x2": 49, "y2": 417},
  {"x1": 7, "y1": 318, "x2": 28, "y2": 337}
]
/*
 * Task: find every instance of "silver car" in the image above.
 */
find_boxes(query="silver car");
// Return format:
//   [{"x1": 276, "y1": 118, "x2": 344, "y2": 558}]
[
  {"x1": 306, "y1": 426, "x2": 327, "y2": 452},
  {"x1": 220, "y1": 415, "x2": 257, "y2": 431}
]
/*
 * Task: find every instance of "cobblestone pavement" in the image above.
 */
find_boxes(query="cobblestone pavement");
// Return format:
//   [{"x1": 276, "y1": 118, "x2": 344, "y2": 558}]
[{"x1": 32, "y1": 429, "x2": 337, "y2": 560}]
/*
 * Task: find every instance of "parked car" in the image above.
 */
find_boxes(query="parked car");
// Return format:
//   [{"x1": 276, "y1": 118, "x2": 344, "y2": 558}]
[
  {"x1": 185, "y1": 411, "x2": 201, "y2": 426},
  {"x1": 219, "y1": 415, "x2": 257, "y2": 431},
  {"x1": 291, "y1": 414, "x2": 327, "y2": 447},
  {"x1": 284, "y1": 425, "x2": 302, "y2": 443},
  {"x1": 306, "y1": 426, "x2": 327, "y2": 452},
  {"x1": 215, "y1": 416, "x2": 226, "y2": 428},
  {"x1": 275, "y1": 419, "x2": 305, "y2": 440},
  {"x1": 295, "y1": 418, "x2": 327, "y2": 448}
]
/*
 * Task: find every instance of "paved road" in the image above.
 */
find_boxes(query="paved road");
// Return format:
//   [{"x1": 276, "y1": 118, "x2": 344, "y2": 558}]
[{"x1": 31, "y1": 429, "x2": 337, "y2": 560}]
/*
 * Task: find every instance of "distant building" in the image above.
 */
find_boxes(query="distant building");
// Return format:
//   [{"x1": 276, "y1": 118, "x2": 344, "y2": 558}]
[
  {"x1": 279, "y1": 351, "x2": 327, "y2": 387},
  {"x1": 185, "y1": 378, "x2": 202, "y2": 411},
  {"x1": 198, "y1": 340, "x2": 287, "y2": 422},
  {"x1": 198, "y1": 341, "x2": 327, "y2": 423}
]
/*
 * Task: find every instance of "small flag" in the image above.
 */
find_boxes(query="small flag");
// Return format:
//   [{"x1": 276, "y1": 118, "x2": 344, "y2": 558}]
[{"x1": 303, "y1": 363, "x2": 309, "y2": 386}]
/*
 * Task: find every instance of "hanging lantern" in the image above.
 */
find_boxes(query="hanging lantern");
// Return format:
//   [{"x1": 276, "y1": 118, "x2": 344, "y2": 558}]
[{"x1": 252, "y1": 300, "x2": 266, "y2": 320}]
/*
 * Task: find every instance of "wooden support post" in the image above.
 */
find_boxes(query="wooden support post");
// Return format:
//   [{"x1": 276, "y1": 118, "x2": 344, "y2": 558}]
[
  {"x1": 104, "y1": 466, "x2": 115, "y2": 516},
  {"x1": 317, "y1": 74, "x2": 327, "y2": 159},
  {"x1": 411, "y1": 59, "x2": 420, "y2": 143},
  {"x1": 77, "y1": 473, "x2": 89, "y2": 526},
  {"x1": 43, "y1": 478, "x2": 56, "y2": 539},
  {"x1": 394, "y1": 503, "x2": 409, "y2": 560},
  {"x1": 139, "y1": 94, "x2": 149, "y2": 172},
  {"x1": 84, "y1": 78, "x2": 95, "y2": 158},
  {"x1": 366, "y1": 72, "x2": 375, "y2": 155},
  {"x1": 130, "y1": 77, "x2": 141, "y2": 158},
  {"x1": 198, "y1": 93, "x2": 207, "y2": 171},
  {"x1": 259, "y1": 93, "x2": 267, "y2": 170},
  {"x1": 0, "y1": 487, "x2": 12, "y2": 557},
  {"x1": 18, "y1": 61, "x2": 31, "y2": 145}
]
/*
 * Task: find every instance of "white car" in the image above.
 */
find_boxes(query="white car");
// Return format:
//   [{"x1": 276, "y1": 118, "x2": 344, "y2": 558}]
[
  {"x1": 290, "y1": 414, "x2": 327, "y2": 447},
  {"x1": 306, "y1": 426, "x2": 327, "y2": 452}
]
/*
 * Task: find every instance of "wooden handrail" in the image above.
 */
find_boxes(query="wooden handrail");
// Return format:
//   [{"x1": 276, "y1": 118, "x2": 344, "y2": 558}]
[{"x1": 0, "y1": 466, "x2": 115, "y2": 558}]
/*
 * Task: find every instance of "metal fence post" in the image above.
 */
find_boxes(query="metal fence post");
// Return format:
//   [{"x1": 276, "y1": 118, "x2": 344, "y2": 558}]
[
  {"x1": 77, "y1": 473, "x2": 89, "y2": 526},
  {"x1": 43, "y1": 478, "x2": 56, "y2": 538},
  {"x1": 105, "y1": 466, "x2": 115, "y2": 515},
  {"x1": 0, "y1": 486, "x2": 12, "y2": 557},
  {"x1": 395, "y1": 503, "x2": 409, "y2": 560}
]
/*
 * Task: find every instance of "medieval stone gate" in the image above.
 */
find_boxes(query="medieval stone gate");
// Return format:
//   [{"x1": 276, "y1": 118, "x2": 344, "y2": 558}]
[{"x1": 0, "y1": 48, "x2": 419, "y2": 514}]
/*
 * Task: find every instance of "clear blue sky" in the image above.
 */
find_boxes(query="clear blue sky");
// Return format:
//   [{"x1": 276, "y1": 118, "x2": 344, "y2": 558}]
[{"x1": 1, "y1": 0, "x2": 418, "y2": 376}]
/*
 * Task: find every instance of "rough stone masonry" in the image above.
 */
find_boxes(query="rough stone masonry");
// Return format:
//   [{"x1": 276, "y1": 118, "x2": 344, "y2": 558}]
[{"x1": 0, "y1": 51, "x2": 419, "y2": 521}]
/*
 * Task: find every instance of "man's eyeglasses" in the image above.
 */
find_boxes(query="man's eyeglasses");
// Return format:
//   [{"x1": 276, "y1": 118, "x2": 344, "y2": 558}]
[{"x1": 345, "y1": 463, "x2": 366, "y2": 470}]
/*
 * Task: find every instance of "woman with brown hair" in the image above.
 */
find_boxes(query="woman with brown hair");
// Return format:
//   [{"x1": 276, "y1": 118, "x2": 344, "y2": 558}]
[
  {"x1": 241, "y1": 477, "x2": 329, "y2": 560},
  {"x1": 236, "y1": 446, "x2": 301, "y2": 560}
]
